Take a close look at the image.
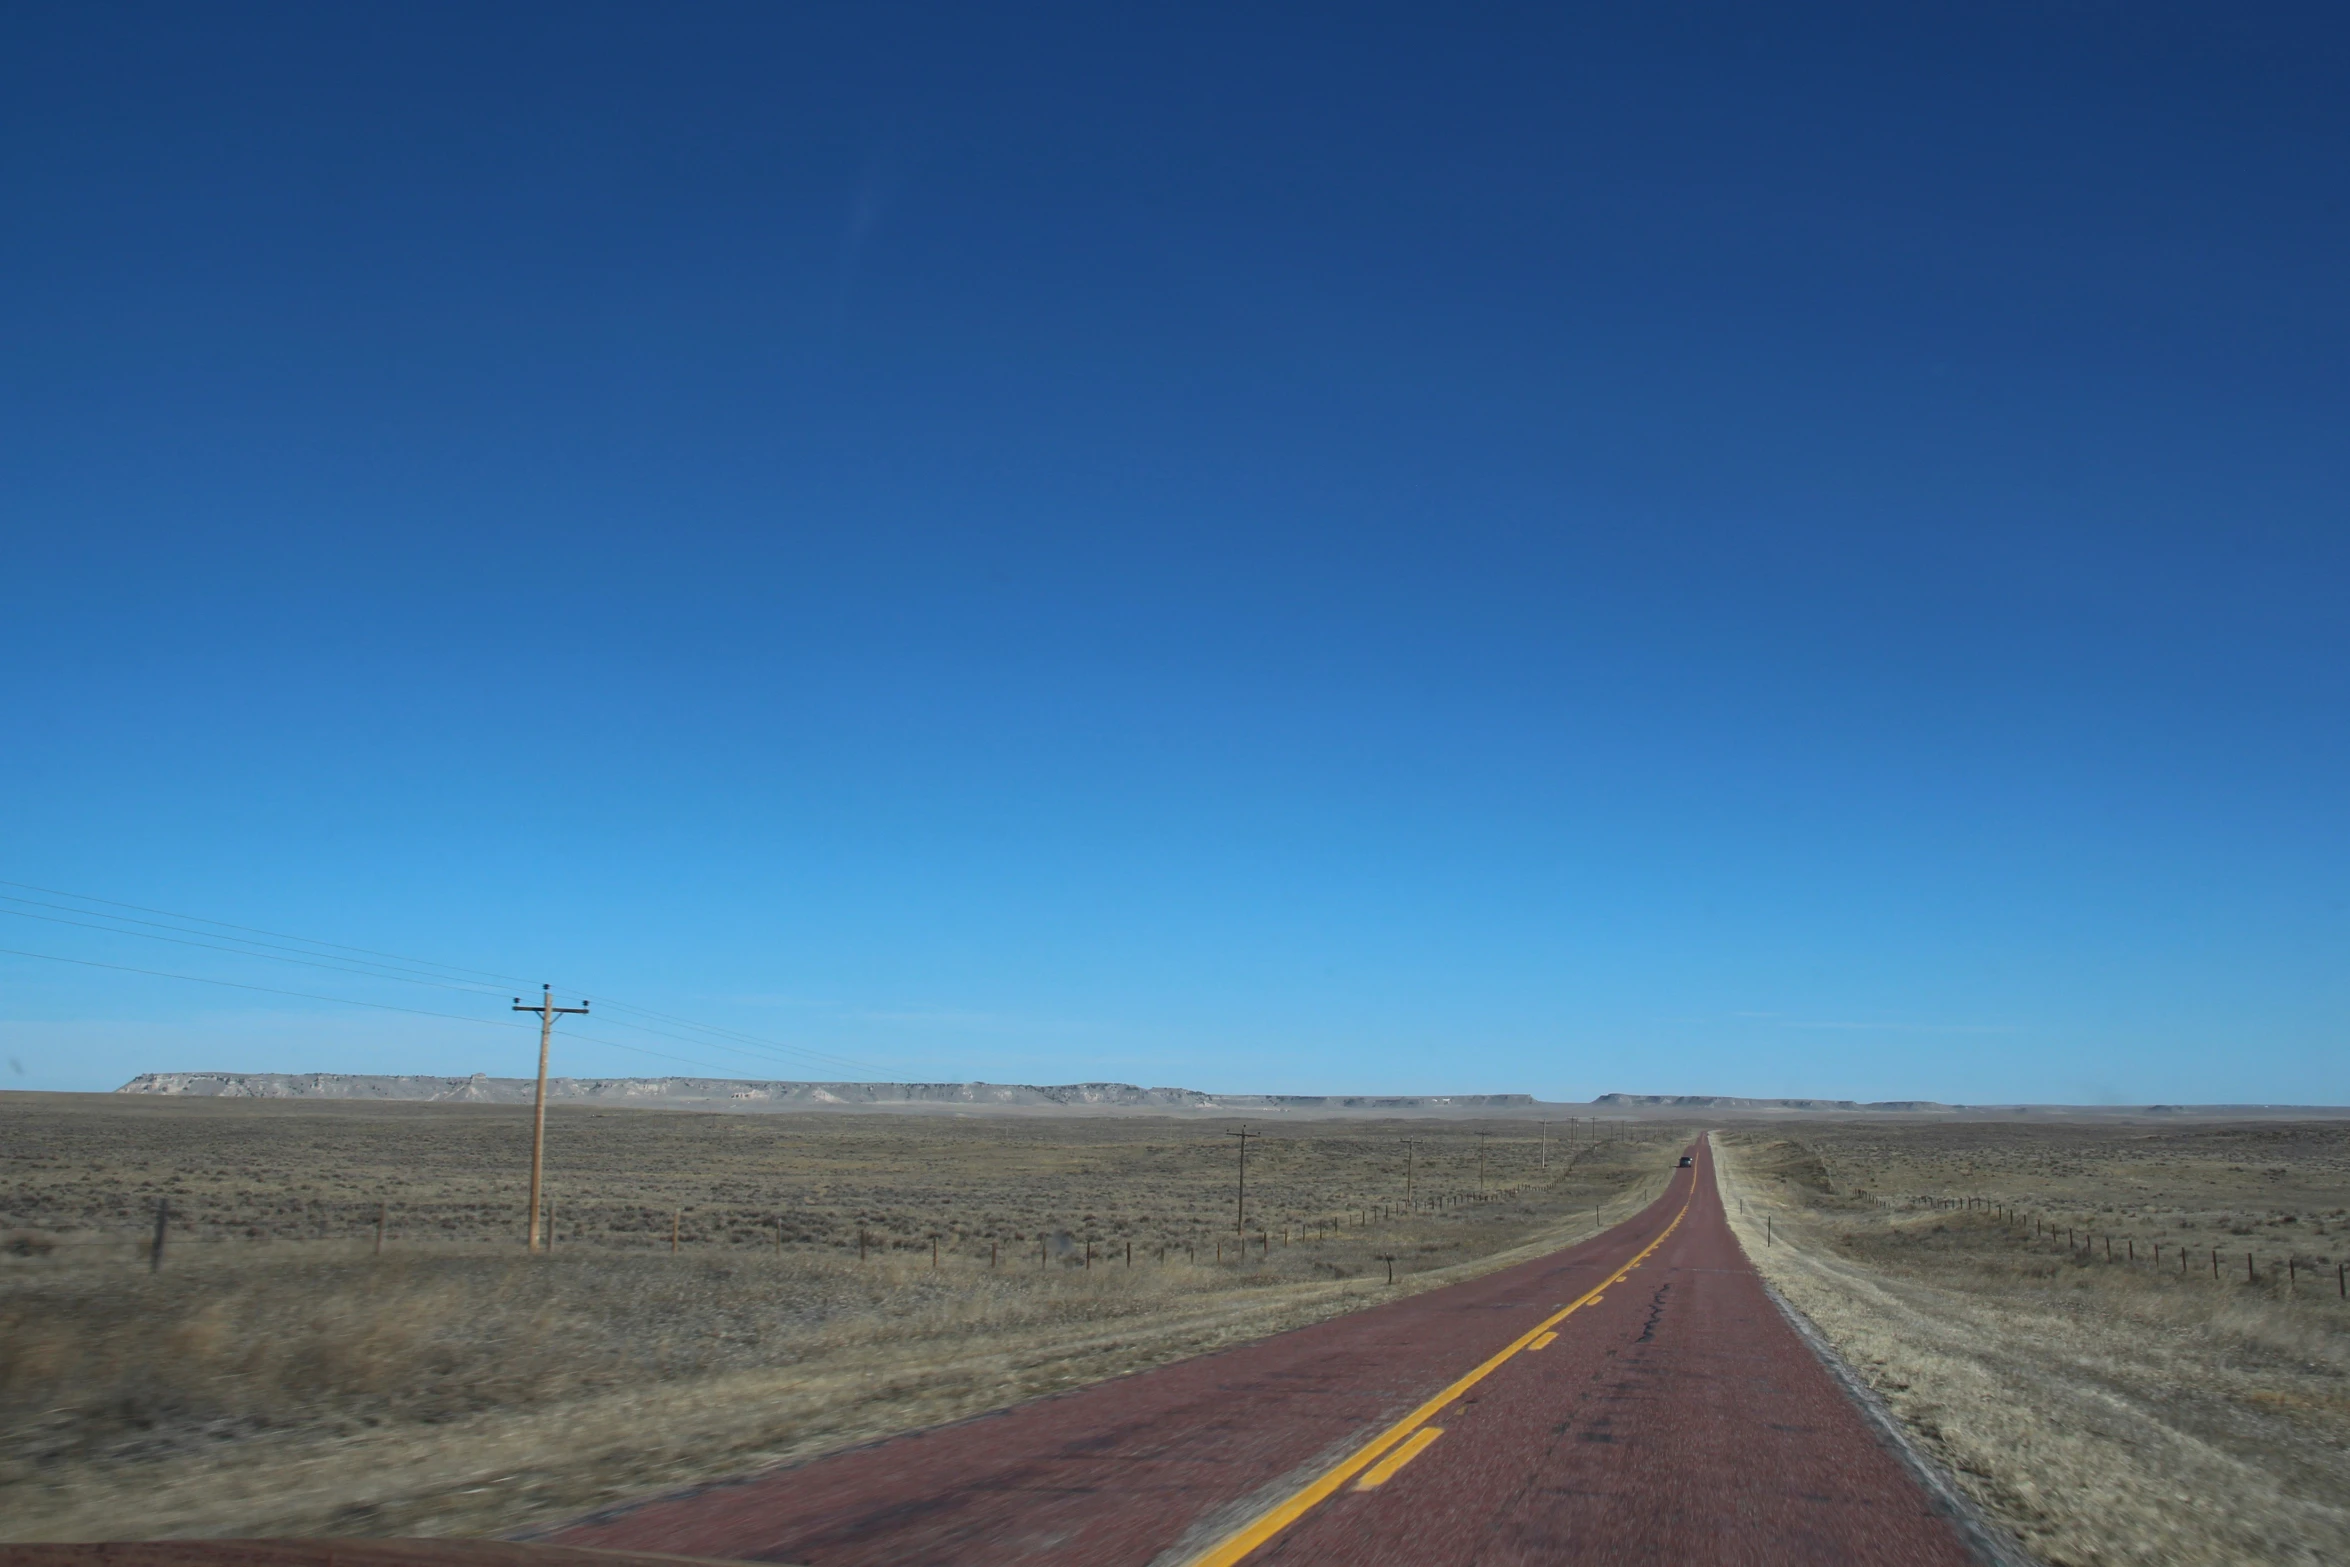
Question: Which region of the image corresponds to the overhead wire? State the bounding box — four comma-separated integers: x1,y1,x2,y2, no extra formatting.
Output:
0,902,513,996
0,945,754,1078
585,998,900,1077
0,878,523,986
0,891,516,993
0,878,910,1080
1,945,544,1032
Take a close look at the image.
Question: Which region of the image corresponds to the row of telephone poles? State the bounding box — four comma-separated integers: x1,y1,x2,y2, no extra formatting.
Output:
507,993,1631,1252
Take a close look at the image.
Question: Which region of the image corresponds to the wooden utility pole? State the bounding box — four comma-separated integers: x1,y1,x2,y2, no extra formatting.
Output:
1404,1138,1416,1204
1477,1131,1490,1193
1226,1126,1261,1236
514,984,589,1252
1539,1121,1549,1168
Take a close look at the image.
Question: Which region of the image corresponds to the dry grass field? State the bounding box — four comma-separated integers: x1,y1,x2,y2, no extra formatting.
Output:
0,1092,1683,1542
1717,1119,2350,1567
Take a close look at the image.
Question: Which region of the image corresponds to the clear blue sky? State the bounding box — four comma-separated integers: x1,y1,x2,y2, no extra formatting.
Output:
4,4,2345,1104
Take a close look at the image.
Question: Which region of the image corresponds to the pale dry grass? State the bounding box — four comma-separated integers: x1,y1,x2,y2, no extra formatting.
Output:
1716,1126,2350,1567
0,1094,1680,1541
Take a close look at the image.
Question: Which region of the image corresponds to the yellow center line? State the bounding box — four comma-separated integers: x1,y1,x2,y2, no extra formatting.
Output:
1527,1330,1559,1351
1352,1425,1444,1490
1178,1149,1705,1567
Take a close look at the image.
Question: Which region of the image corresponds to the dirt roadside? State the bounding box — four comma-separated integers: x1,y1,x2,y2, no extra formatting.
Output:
1714,1131,2350,1567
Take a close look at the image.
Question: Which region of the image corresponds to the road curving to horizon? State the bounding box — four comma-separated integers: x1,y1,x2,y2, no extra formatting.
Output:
549,1135,1988,1565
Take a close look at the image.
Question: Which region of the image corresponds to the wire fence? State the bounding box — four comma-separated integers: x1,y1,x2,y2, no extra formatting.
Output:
1884,1192,2349,1301
3,1177,1637,1273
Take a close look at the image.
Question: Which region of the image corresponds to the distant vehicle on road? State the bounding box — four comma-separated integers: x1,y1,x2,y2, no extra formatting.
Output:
1677,1155,1694,1167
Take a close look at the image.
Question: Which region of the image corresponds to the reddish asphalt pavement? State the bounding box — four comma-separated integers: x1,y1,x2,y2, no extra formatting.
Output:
550,1136,1980,1565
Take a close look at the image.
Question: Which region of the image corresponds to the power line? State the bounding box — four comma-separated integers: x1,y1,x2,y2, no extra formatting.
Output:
0,891,514,993
0,904,511,996
0,878,524,985
0,902,889,1076
0,945,747,1077
0,945,540,1030
585,998,900,1078
0,879,912,1079
562,1011,897,1079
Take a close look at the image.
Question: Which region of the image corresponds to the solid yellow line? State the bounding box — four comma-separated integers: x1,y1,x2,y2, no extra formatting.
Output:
1352,1425,1444,1490
1178,1154,1702,1567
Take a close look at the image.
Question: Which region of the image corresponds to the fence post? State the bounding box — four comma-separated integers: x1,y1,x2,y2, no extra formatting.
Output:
375,1202,387,1258
673,1211,681,1255
150,1199,169,1274
2247,1251,2255,1285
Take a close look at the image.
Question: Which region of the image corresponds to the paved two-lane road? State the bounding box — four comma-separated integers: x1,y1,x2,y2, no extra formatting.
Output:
552,1137,1981,1565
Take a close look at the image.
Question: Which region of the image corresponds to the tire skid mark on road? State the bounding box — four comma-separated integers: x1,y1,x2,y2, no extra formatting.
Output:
1175,1160,1701,1567
1634,1283,1670,1343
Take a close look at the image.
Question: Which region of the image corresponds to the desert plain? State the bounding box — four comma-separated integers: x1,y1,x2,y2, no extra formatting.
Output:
4,1091,2347,1566
0,1091,1679,1542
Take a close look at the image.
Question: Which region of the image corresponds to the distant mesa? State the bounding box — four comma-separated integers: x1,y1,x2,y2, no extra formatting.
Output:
114,1073,1539,1116
1588,1093,1954,1111
110,1076,2343,1119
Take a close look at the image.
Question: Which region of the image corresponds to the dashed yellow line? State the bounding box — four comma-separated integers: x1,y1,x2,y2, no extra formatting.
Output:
1177,1150,1703,1567
1353,1426,1444,1489
1527,1330,1559,1351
